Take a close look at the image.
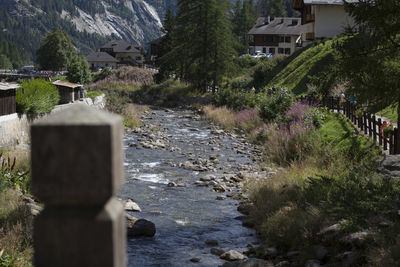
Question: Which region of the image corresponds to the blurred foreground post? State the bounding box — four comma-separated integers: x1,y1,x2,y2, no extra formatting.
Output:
31,104,126,267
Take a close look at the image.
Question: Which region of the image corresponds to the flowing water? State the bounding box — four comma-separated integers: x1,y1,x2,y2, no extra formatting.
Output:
119,107,259,267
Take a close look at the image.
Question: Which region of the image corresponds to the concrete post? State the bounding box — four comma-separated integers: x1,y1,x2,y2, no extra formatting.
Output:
31,104,126,267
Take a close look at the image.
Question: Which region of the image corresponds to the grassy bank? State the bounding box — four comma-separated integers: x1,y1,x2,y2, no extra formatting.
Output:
0,150,33,267
204,98,399,265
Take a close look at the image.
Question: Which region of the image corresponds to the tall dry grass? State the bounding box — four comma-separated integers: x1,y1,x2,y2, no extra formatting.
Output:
88,66,155,91
0,190,33,266
203,105,265,133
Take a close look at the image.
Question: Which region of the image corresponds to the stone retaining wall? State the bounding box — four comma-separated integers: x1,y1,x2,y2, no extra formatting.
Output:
0,113,29,148
0,95,106,148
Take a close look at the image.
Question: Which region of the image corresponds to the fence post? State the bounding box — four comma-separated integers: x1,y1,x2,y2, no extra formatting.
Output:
372,115,377,143
31,104,126,267
383,121,388,151
378,118,383,146
368,114,372,138
394,128,399,154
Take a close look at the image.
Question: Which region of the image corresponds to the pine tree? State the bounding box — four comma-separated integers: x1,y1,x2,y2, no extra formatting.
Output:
67,55,91,84
338,0,400,128
155,7,177,82
232,0,256,54
256,0,287,17
0,54,12,69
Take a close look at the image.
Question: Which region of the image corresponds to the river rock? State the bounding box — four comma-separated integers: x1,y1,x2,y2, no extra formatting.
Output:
223,259,270,267
126,215,156,237
190,257,201,262
220,250,245,261
312,245,328,260
168,182,177,187
210,247,225,256
205,239,219,246
124,199,142,212
237,203,254,215
378,154,400,178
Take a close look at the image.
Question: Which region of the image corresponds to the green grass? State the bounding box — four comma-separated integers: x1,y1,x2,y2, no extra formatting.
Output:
266,40,338,94
86,90,103,101
377,103,398,123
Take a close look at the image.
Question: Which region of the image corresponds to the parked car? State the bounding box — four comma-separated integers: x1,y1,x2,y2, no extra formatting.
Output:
251,52,273,58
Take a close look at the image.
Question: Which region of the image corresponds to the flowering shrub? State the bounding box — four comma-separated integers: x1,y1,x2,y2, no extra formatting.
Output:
355,108,363,118
235,109,264,133
380,122,394,138
285,102,312,123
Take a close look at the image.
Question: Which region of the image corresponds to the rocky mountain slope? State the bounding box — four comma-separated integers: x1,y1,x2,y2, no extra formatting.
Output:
0,0,176,61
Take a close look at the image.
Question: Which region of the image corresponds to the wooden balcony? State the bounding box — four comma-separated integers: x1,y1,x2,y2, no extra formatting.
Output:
305,32,315,40
306,13,315,22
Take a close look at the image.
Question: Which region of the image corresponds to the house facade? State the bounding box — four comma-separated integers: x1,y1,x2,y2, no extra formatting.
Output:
248,17,302,56
86,52,119,70
292,0,357,45
100,40,143,66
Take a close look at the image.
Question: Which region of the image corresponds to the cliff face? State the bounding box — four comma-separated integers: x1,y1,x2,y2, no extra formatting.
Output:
0,0,176,60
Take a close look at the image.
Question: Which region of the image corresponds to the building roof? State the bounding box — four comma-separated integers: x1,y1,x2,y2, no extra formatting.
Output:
248,17,302,36
52,80,82,89
86,52,119,63
101,40,141,53
0,82,20,91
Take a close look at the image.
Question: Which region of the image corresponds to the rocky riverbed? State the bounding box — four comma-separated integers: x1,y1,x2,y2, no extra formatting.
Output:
118,107,273,267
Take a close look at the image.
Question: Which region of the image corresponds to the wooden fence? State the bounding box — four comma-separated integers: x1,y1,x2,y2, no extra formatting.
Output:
299,96,399,155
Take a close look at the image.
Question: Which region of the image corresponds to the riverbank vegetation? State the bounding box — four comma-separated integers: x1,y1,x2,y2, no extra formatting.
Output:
204,90,400,264
0,151,33,267
16,79,60,116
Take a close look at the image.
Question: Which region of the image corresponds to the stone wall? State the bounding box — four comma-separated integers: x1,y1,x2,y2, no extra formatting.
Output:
0,95,106,148
0,113,29,148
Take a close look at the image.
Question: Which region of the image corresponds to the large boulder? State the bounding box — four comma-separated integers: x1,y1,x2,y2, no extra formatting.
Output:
126,214,156,237
378,154,400,178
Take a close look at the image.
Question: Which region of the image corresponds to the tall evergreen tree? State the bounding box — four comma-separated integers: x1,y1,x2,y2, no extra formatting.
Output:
256,0,287,17
0,55,12,69
36,28,77,70
338,0,400,125
232,0,256,54
155,7,177,82
173,0,236,91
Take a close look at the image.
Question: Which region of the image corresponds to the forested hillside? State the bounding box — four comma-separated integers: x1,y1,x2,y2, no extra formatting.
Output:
0,0,174,62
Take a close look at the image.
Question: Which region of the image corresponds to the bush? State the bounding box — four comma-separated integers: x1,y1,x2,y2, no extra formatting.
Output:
213,88,258,111
258,88,294,122
16,79,60,115
92,68,112,83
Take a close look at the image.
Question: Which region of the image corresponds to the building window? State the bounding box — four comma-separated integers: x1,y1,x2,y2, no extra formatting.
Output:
262,47,267,53
279,36,284,43
285,48,291,55
278,48,284,54
263,36,274,42
285,36,291,43
269,48,275,55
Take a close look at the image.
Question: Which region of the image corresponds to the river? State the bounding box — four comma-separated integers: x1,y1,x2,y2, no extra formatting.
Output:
118,107,261,267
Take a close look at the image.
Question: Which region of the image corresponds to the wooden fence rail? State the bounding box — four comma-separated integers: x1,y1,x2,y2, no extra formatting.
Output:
299,96,399,155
